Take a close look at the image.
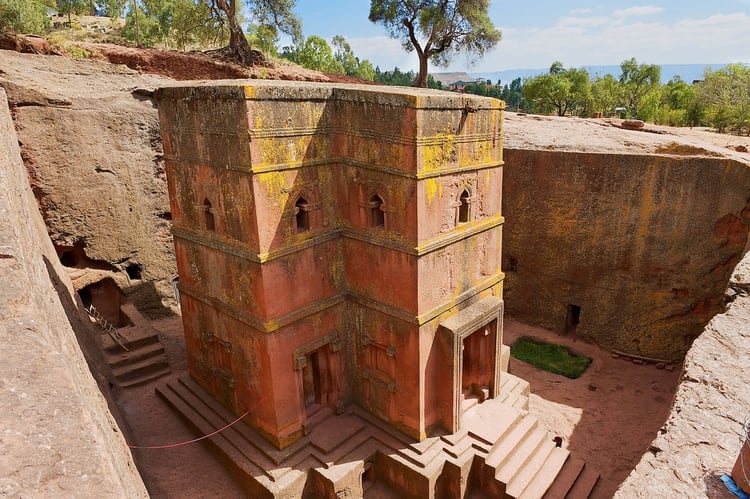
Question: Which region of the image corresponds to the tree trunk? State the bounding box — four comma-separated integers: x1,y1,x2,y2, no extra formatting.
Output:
216,0,256,66
416,53,429,88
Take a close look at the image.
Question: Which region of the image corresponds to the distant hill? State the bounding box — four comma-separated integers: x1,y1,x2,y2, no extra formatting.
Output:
430,72,476,86
466,64,734,85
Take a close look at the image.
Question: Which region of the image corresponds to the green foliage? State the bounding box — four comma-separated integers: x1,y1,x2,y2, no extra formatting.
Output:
247,23,278,56
330,35,375,80
369,0,501,87
67,44,91,58
171,0,220,50
0,0,50,34
248,0,300,40
591,74,622,117
96,0,127,17
123,0,220,49
282,35,343,73
373,66,442,88
510,336,591,379
122,2,162,46
499,77,523,110
523,62,591,116
698,64,750,135
618,57,661,119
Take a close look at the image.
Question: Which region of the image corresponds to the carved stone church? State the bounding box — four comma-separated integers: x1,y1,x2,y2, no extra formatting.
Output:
155,81,595,497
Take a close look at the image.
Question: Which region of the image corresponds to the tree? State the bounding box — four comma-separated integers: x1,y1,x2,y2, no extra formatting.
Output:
698,64,750,134
283,35,344,73
247,23,278,55
172,0,219,50
500,77,523,110
591,74,622,117
618,57,661,119
369,0,501,88
0,0,50,34
523,62,591,116
207,0,300,65
331,35,376,80
58,0,88,23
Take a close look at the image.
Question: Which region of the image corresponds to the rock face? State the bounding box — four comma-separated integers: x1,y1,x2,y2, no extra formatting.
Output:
0,50,177,315
615,251,750,498
502,113,750,360
0,87,147,497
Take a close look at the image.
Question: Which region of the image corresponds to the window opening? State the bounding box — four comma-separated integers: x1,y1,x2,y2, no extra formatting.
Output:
369,194,385,229
295,197,310,233
565,304,581,334
458,190,470,223
203,198,215,232
507,256,518,272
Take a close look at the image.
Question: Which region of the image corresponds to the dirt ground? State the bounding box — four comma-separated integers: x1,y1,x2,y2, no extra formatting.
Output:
117,314,681,498
503,320,682,498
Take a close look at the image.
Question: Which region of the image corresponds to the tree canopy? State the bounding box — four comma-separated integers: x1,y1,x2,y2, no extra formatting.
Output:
369,0,501,87
523,62,591,116
618,57,661,119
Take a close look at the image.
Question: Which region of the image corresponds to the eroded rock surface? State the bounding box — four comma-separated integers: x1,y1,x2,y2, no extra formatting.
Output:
503,113,750,359
616,252,750,498
0,50,176,314
0,87,147,497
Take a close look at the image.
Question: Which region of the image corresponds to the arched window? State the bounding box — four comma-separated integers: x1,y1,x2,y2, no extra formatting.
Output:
369,194,385,229
295,197,310,233
458,189,470,224
203,198,215,231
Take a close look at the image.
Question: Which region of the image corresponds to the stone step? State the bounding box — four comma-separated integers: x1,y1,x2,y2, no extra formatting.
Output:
515,446,570,499
111,356,169,384
107,341,165,369
495,428,548,484
155,380,309,497
505,438,558,498
485,414,538,470
463,402,525,454
118,366,171,388
564,462,600,499
155,379,272,479
543,457,591,499
102,327,160,353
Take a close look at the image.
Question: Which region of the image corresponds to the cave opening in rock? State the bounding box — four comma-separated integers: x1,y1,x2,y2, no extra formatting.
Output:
125,262,143,280
56,241,116,271
565,304,581,334
78,278,132,327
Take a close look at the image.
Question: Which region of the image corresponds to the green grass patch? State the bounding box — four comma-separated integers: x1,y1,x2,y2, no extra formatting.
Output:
510,336,591,379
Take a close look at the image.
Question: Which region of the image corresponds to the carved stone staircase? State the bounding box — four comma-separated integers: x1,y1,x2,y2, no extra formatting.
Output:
101,303,170,388
155,370,600,498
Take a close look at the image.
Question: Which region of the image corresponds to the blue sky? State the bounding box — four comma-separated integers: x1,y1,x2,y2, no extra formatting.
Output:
284,1,750,72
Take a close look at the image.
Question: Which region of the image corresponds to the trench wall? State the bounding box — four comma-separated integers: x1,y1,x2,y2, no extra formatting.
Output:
0,88,147,497
503,148,750,359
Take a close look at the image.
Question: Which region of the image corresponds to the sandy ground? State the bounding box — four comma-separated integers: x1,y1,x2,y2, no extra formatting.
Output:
116,315,682,498
503,320,682,498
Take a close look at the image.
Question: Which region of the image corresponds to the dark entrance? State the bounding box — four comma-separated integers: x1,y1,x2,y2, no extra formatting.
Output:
461,320,497,405
302,350,323,413
565,304,581,334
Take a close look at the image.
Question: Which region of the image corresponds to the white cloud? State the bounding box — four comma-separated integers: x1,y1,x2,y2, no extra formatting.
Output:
348,36,419,71
556,16,610,28
448,11,750,72
570,8,593,15
613,6,665,17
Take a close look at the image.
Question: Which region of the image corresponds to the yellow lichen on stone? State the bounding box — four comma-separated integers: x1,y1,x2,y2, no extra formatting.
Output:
423,177,442,205
421,132,456,173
